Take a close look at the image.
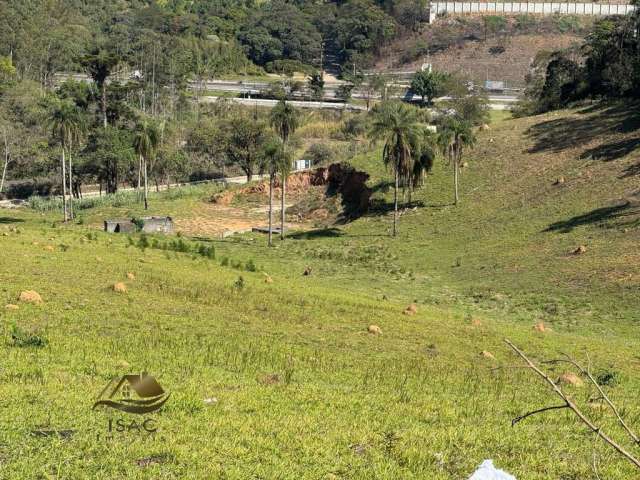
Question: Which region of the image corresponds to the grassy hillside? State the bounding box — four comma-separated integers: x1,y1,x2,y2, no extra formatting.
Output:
1,104,640,478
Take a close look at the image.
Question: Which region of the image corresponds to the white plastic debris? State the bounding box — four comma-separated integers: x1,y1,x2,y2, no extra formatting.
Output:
468,460,516,480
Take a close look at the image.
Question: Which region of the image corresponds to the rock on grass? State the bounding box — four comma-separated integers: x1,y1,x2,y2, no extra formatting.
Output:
403,304,418,316
559,372,584,387
480,350,496,360
126,272,136,280
5,304,19,311
113,282,127,293
19,291,43,304
368,325,382,335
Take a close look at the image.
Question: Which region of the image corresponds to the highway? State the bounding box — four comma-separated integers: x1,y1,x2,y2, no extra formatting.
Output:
56,74,520,110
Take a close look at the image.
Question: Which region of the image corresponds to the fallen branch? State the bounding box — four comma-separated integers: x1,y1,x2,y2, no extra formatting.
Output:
543,354,640,445
512,404,569,426
505,339,640,471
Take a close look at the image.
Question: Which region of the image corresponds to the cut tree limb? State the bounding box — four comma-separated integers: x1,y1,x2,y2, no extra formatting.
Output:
505,339,640,471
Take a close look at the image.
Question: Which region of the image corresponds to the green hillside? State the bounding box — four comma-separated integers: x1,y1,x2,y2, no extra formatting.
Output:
1,104,640,478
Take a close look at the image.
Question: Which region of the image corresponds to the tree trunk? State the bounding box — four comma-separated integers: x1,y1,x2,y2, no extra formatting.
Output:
61,148,68,222
280,175,286,240
393,169,399,237
268,173,274,247
143,158,149,210
454,157,460,206
102,82,108,129
68,151,74,219
137,154,142,191
0,131,8,194
246,171,253,183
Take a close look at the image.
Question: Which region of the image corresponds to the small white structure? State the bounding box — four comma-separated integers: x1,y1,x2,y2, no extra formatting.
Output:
294,159,312,171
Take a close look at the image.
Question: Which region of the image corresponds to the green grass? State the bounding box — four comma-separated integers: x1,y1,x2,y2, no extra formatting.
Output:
2,103,640,478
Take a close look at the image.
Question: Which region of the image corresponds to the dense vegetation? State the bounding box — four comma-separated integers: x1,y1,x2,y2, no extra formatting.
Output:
0,0,434,200
518,7,640,114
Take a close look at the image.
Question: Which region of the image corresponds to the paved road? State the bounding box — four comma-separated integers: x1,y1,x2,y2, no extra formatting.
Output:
0,175,269,206
200,95,367,111
56,74,520,110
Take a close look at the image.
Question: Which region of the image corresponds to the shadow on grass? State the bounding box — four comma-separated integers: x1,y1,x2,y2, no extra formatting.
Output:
545,203,640,233
288,228,345,240
0,217,25,224
368,199,426,216
580,138,640,162
527,102,640,157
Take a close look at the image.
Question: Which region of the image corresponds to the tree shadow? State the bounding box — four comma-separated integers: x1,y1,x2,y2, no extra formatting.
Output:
288,228,345,240
580,138,640,163
621,163,640,178
367,199,426,216
527,102,640,155
0,217,25,224
545,203,640,233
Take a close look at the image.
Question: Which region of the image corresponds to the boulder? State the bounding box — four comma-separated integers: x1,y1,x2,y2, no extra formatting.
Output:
480,351,496,360
19,290,43,304
113,282,127,293
559,372,584,387
368,325,382,335
403,303,418,316
573,245,587,255
533,322,546,333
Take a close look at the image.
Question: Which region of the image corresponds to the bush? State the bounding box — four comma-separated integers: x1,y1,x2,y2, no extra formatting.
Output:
305,143,335,165
11,324,47,348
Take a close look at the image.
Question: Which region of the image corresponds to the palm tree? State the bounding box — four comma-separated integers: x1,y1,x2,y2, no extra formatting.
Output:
369,101,422,236
409,131,437,204
49,100,84,222
438,118,476,205
133,118,160,211
262,137,290,247
269,100,299,240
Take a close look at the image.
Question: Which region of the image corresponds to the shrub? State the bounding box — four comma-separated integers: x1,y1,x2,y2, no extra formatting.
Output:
305,144,334,165
11,324,47,348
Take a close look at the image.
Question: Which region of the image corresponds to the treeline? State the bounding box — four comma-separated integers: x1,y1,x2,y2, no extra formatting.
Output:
518,8,640,114
0,0,428,83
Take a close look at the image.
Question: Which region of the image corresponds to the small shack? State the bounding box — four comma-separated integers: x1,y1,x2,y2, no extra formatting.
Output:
142,216,174,234
104,216,174,234
104,219,136,233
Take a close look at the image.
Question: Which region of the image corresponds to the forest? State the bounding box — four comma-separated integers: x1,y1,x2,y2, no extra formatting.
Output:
0,0,428,197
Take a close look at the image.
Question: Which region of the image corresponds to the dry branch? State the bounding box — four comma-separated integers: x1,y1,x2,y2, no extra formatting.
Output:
543,355,640,445
504,339,640,471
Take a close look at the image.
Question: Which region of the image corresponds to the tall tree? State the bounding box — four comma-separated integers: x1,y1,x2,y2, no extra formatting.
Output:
438,118,476,206
262,137,289,247
369,101,421,236
49,99,84,221
133,118,160,210
223,116,268,183
0,128,8,195
82,47,119,129
269,100,299,240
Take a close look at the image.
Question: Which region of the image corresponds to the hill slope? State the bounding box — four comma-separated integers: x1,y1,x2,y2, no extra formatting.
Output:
1,104,640,478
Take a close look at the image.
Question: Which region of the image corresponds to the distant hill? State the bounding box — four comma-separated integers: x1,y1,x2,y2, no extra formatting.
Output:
375,15,593,87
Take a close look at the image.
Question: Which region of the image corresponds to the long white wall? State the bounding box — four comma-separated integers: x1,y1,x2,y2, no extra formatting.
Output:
430,2,634,19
